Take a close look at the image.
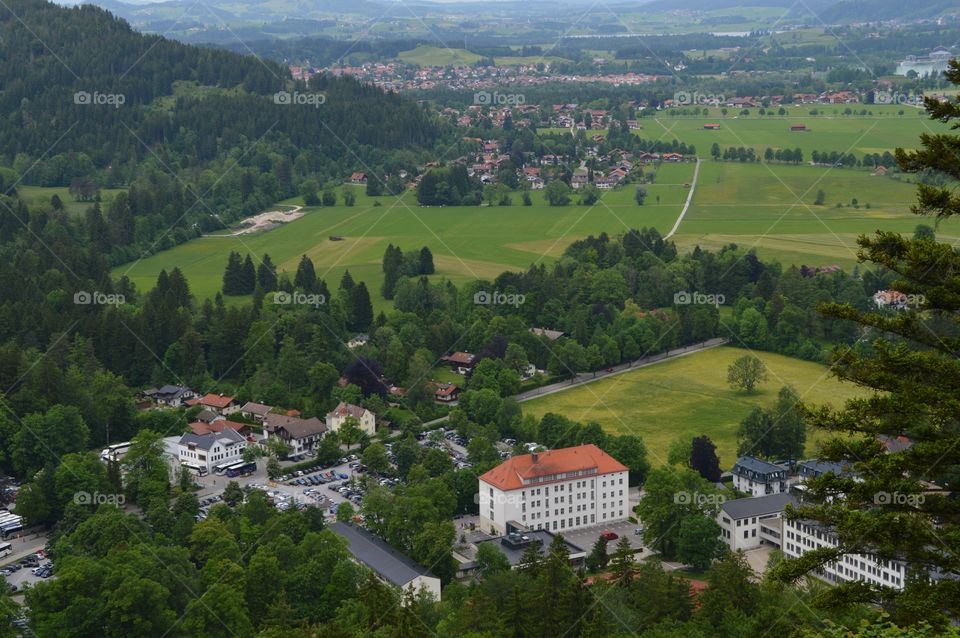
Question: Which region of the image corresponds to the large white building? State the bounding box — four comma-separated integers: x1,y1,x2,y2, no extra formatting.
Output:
783,518,908,590
177,429,247,474
478,444,629,536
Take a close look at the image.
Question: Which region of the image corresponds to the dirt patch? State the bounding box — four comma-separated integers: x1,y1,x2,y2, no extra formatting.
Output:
210,205,304,237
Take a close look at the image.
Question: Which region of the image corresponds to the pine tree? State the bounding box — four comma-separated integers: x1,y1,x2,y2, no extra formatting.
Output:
349,282,373,331
690,435,722,482
339,269,355,295
240,254,256,294
222,251,244,295
293,255,316,292
382,244,404,299
774,60,960,628
418,246,435,274
256,254,277,292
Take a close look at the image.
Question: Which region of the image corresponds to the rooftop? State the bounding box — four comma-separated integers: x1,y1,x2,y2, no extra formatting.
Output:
721,493,797,520
329,522,436,587
178,428,245,451
470,530,585,568
479,444,627,491
733,456,786,477
327,402,368,420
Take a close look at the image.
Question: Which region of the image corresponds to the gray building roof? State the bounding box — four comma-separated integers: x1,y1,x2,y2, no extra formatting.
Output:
721,493,797,520
798,459,853,478
732,456,786,480
329,522,436,587
177,428,245,451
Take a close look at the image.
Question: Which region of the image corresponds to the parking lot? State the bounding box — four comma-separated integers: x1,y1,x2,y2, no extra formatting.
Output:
2,551,53,596
562,520,646,556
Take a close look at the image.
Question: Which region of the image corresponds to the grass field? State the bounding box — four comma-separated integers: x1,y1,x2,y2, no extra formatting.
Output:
672,161,960,269
398,46,484,66
521,346,869,467
18,185,126,217
115,162,696,306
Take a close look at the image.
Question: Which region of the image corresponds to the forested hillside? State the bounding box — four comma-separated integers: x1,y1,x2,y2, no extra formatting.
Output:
0,0,444,262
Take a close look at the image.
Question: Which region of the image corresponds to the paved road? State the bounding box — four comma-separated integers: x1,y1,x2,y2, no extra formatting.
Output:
664,157,701,240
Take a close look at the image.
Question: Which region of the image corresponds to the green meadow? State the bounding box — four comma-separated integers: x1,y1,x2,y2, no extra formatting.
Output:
114,163,695,306
521,346,868,466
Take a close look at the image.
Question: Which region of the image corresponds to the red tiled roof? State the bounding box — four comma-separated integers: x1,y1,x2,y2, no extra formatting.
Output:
329,402,367,419
443,351,476,365
435,383,459,397
189,420,246,435
198,393,235,409
479,444,627,491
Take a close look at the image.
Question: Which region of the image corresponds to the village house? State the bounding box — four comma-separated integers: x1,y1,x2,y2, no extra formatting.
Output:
350,172,367,184
325,402,377,437
188,393,240,416
142,385,197,408
434,383,461,404
264,413,328,456
239,401,273,422
441,351,477,374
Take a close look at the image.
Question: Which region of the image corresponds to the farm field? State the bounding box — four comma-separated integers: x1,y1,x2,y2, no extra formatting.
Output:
115,162,696,306
672,161,960,268
521,346,868,468
542,106,950,160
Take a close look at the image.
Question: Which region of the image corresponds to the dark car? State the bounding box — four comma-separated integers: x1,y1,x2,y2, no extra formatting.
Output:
600,530,618,541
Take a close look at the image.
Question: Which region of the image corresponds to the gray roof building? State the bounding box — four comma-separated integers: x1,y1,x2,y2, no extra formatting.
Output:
177,428,245,450
721,493,797,521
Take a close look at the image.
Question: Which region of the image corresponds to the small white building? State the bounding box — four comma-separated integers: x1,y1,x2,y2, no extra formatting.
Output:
326,402,376,437
478,444,629,536
731,456,789,497
717,493,796,552
177,429,247,474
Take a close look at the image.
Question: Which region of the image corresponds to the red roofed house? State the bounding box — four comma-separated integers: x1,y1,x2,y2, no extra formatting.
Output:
703,123,721,130
434,383,461,404
192,393,240,416
350,172,367,184
441,351,477,374
478,444,629,535
189,419,253,437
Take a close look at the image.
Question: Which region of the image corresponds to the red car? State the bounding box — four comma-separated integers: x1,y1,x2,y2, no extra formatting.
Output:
600,530,618,541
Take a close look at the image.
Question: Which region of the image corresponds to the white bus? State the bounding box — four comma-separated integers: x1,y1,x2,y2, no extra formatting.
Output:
213,461,236,475
0,542,11,558
180,462,208,477
100,441,132,462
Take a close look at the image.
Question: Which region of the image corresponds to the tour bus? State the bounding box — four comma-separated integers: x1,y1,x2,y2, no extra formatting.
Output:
0,515,23,537
0,542,11,558
100,441,132,462
213,461,236,476
180,462,208,477
225,461,256,478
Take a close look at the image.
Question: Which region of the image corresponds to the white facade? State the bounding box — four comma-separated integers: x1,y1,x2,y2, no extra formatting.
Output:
479,469,629,536
177,431,247,474
717,494,795,552
326,403,376,437
783,519,907,590
731,457,789,497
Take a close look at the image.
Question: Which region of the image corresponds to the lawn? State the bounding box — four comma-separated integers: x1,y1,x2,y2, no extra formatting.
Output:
115,164,695,307
520,346,870,468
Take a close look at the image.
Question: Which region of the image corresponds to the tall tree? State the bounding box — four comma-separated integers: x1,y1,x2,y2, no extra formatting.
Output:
349,282,373,332
293,255,316,292
222,251,244,295
256,254,277,292
690,435,722,482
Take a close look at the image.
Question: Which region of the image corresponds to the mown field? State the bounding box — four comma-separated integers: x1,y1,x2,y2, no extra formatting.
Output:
671,161,960,269
521,346,869,467
114,162,695,306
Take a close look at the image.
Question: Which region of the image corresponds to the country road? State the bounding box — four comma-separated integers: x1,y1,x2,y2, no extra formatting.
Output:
664,157,701,239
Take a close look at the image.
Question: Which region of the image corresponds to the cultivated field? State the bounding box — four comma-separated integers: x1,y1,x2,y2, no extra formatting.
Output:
521,346,868,467
115,162,695,305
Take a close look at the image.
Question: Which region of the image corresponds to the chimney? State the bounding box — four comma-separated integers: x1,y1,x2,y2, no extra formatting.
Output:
531,452,538,463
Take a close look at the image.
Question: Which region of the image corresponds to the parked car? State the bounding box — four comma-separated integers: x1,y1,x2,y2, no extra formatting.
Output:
600,530,619,541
